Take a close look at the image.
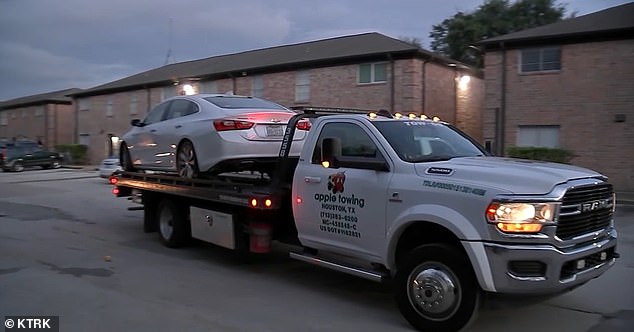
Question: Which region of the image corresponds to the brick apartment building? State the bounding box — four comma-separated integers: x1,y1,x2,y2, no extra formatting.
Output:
69,32,484,165
0,88,81,150
480,3,634,191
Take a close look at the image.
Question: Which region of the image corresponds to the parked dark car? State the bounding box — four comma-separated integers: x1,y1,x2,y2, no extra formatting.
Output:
0,139,64,172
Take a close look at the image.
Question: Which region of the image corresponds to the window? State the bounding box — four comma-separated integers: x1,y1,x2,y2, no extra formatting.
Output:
130,94,138,115
165,100,198,120
106,98,113,117
79,133,91,146
78,98,90,111
0,112,7,126
295,70,310,102
162,86,176,100
143,101,170,125
252,75,264,98
517,125,560,148
35,106,44,117
521,47,561,72
359,63,387,84
312,122,380,164
200,80,218,94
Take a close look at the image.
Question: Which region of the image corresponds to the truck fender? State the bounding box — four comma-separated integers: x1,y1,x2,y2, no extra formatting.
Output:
386,204,497,292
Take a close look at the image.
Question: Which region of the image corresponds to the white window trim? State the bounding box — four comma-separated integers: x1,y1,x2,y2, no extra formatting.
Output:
295,70,310,103
519,47,561,74
358,62,388,84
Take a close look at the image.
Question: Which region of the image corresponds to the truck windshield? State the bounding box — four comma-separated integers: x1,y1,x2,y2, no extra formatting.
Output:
372,121,486,162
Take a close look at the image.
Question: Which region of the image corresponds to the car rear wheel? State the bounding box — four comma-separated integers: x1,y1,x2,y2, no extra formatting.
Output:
176,140,199,179
12,161,24,172
120,144,135,172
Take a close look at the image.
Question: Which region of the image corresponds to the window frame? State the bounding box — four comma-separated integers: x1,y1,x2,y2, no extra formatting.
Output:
295,70,310,103
358,62,388,84
520,47,561,73
517,125,561,148
311,122,386,166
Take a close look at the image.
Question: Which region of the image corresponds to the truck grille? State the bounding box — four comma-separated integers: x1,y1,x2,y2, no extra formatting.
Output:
557,183,613,240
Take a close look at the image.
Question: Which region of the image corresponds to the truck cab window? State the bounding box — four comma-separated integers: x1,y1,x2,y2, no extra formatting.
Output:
311,122,379,164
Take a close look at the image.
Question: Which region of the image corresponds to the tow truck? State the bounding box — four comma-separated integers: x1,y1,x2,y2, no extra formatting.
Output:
110,108,618,331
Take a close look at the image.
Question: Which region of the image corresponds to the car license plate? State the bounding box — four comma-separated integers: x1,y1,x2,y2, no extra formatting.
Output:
266,125,284,137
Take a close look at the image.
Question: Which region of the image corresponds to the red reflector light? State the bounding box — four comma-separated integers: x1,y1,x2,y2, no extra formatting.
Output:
214,119,255,131
296,196,303,204
296,120,311,131
112,187,120,196
109,177,118,185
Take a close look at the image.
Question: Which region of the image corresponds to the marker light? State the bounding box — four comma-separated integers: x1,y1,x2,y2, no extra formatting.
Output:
296,120,311,131
264,199,272,208
368,112,377,119
112,187,120,196
250,198,258,207
486,202,558,234
321,161,330,168
394,113,403,119
109,177,118,185
433,116,440,122
296,196,303,204
420,114,428,120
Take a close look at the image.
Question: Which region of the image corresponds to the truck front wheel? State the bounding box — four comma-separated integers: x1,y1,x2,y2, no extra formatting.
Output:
157,199,190,248
395,244,480,332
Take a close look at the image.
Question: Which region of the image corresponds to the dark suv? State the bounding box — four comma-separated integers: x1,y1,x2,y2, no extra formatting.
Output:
0,139,64,172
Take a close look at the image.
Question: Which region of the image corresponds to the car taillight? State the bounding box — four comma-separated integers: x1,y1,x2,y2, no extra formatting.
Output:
296,120,311,131
213,119,255,131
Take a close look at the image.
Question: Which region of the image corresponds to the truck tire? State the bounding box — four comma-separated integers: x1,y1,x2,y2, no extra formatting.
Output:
157,199,190,248
395,243,480,332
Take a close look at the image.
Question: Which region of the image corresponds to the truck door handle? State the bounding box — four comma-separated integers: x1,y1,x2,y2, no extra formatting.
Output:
175,125,182,129
304,176,321,183
150,129,157,133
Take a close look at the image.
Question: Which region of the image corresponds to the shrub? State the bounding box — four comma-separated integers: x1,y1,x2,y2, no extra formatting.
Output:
55,144,89,164
506,146,575,164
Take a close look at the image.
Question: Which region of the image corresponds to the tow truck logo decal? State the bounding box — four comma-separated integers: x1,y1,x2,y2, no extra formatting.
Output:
327,172,345,194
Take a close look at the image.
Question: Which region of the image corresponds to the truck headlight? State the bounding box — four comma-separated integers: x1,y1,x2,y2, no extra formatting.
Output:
486,202,558,233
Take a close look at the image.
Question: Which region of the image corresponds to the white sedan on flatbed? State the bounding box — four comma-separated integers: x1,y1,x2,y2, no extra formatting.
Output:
119,94,309,178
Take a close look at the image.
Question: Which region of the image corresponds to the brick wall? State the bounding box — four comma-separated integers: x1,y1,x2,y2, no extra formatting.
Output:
76,58,484,166
484,39,634,190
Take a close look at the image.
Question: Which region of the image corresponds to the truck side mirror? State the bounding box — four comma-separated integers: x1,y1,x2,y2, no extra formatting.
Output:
321,137,342,168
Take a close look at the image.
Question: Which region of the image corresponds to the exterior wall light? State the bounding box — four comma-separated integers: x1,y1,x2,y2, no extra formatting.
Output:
458,75,471,90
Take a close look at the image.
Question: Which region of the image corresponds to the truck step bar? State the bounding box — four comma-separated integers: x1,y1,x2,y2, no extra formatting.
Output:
289,251,387,283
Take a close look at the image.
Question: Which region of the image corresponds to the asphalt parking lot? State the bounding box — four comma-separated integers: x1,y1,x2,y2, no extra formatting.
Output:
0,168,632,332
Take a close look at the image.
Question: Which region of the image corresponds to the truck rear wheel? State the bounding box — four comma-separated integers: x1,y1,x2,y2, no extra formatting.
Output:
395,243,480,332
157,199,190,248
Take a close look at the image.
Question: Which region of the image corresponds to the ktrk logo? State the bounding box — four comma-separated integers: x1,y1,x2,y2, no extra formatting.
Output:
327,172,345,194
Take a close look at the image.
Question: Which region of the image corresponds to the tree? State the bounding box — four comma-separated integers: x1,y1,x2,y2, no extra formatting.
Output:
429,0,566,67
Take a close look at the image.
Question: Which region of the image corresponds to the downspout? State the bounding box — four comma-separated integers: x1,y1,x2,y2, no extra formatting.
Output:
389,54,395,113
146,87,152,113
422,60,427,114
499,42,507,156
73,98,79,144
44,104,49,148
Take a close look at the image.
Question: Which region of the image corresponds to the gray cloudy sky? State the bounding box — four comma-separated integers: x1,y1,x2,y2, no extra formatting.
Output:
0,0,630,100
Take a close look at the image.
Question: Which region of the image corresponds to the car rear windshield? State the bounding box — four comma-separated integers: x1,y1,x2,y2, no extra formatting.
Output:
372,120,487,162
203,96,286,110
